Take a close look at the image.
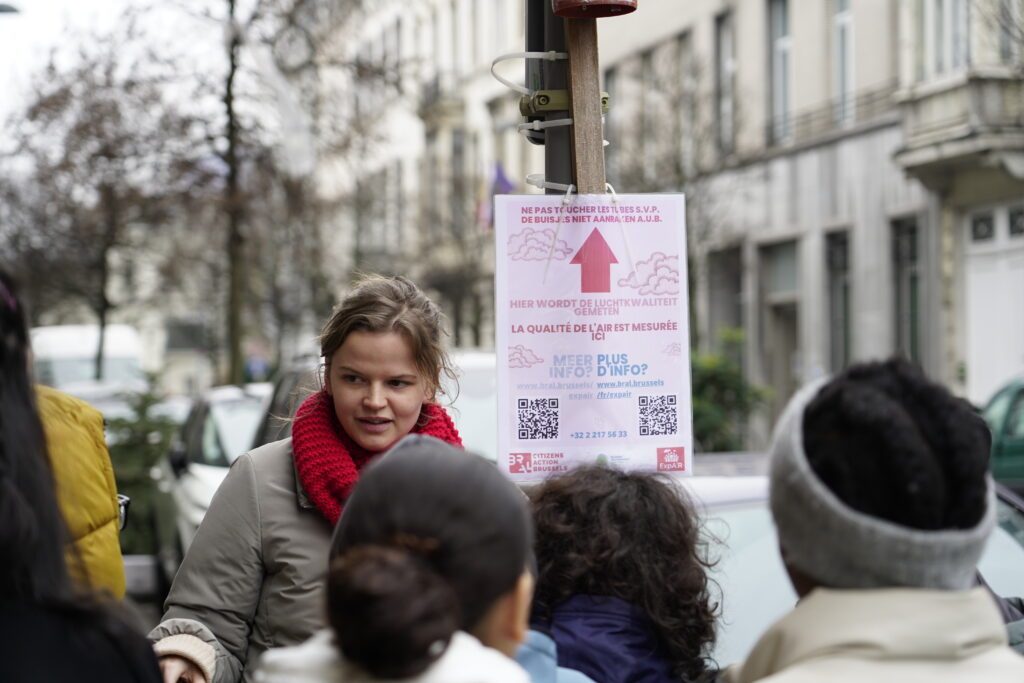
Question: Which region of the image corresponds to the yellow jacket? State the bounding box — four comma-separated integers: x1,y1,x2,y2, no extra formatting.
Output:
36,385,126,598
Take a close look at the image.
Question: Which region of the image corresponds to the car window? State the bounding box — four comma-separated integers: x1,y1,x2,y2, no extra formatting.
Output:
180,405,205,455
209,399,265,465
1004,394,1024,440
254,369,320,447
978,497,1024,599
199,413,226,466
985,387,1017,434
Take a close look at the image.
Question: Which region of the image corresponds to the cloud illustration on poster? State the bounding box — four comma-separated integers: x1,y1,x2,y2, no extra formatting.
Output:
663,342,682,357
508,228,573,261
509,345,544,368
617,252,679,295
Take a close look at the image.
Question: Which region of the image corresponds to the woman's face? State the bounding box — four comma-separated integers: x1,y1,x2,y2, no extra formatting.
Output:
326,330,431,453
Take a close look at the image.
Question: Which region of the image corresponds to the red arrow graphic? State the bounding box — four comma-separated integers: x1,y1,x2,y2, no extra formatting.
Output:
570,228,619,293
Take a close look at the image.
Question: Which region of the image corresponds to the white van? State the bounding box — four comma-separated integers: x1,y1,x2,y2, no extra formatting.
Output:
31,324,146,399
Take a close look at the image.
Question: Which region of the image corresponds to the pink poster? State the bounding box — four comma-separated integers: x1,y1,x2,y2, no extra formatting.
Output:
495,193,693,482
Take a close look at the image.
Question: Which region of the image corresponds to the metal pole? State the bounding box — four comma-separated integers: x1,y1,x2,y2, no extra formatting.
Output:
542,3,572,195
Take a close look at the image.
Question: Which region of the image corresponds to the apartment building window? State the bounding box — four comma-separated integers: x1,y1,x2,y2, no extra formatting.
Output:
451,0,460,77
452,128,467,237
640,49,656,183
678,32,697,177
920,0,969,78
833,0,854,124
826,232,851,371
769,0,791,142
494,0,506,52
1000,0,1023,63
470,0,480,65
603,67,619,183
971,211,996,242
893,217,921,363
394,161,405,248
715,11,737,154
1011,206,1024,237
432,7,442,79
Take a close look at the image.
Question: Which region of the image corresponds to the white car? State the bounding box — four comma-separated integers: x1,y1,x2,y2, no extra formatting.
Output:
151,383,272,589
681,462,1024,667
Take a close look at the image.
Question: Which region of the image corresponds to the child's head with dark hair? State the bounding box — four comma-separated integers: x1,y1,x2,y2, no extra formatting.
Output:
771,357,995,594
530,465,717,682
328,436,533,679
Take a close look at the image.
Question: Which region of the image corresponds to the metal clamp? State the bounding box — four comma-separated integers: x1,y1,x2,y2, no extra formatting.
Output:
520,90,610,117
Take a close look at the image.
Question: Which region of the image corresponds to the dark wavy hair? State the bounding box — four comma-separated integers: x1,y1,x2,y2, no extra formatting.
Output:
803,357,990,531
0,268,152,674
531,466,718,681
0,268,72,601
328,437,532,679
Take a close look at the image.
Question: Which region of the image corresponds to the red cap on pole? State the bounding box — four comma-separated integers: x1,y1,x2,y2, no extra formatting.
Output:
552,0,637,19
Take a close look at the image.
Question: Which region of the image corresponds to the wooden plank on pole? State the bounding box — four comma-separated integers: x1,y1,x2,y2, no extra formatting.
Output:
565,18,606,194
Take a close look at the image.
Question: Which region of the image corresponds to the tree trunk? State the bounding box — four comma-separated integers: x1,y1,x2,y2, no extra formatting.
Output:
225,0,245,385
95,184,119,381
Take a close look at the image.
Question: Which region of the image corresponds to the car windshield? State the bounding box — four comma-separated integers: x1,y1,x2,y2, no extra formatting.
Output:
35,357,143,387
703,497,1024,668
985,386,1018,432
209,399,266,465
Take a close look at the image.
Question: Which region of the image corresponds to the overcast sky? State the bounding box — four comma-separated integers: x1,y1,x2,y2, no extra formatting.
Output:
0,0,140,120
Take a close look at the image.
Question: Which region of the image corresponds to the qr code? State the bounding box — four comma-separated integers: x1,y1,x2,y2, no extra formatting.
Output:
517,398,559,440
638,395,678,436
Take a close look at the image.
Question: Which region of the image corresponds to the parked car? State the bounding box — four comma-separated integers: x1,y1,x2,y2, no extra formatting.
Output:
680,469,1024,667
251,356,320,448
251,350,499,462
151,383,272,589
984,375,1024,493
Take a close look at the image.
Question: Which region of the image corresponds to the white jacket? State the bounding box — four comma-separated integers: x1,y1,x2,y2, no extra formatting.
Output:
254,630,530,683
726,587,1024,683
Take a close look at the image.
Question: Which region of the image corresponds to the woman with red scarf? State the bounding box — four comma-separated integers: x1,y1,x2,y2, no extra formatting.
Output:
149,275,463,683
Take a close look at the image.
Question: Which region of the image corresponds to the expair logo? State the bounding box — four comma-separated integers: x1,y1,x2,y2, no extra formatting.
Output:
509,452,533,474
657,447,686,472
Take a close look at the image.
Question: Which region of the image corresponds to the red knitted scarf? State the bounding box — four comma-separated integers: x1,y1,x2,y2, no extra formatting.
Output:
291,391,462,524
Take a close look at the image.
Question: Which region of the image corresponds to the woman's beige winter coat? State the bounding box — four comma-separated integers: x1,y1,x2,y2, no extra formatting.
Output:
149,438,333,683
725,587,1024,683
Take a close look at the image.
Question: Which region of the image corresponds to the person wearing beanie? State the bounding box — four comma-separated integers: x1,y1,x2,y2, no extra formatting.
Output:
726,358,1024,683
150,275,463,683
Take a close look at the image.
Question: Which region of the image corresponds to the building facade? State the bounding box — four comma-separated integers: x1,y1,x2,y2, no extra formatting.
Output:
601,0,1024,442
320,0,544,349
324,0,1024,446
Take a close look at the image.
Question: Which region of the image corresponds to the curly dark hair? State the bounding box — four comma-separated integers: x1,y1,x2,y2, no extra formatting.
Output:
803,357,990,531
531,465,717,681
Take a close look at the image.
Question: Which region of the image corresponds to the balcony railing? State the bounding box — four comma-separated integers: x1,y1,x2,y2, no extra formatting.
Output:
766,80,900,148
419,71,461,117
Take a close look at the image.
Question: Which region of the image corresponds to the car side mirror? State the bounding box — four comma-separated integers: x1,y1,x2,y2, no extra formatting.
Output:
168,443,189,477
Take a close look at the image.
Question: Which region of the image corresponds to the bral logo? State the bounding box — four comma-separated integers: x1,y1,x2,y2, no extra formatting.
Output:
509,452,533,474
657,447,686,472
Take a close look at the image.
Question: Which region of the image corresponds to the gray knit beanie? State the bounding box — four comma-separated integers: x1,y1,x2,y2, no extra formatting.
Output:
769,379,996,591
